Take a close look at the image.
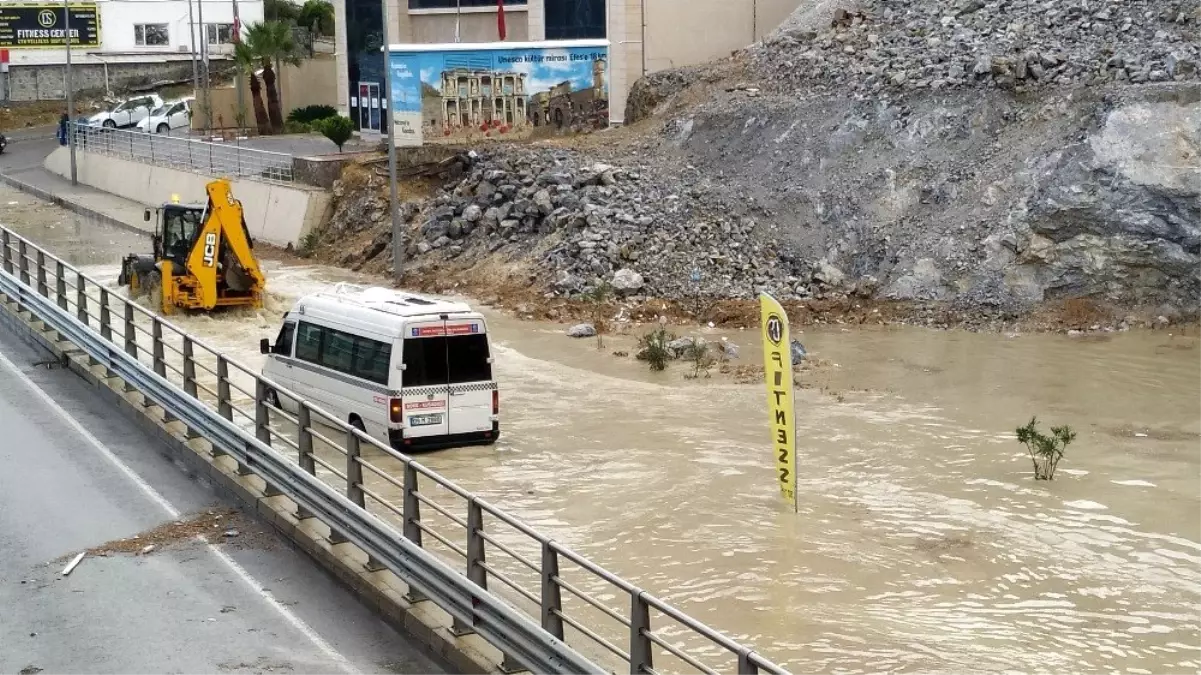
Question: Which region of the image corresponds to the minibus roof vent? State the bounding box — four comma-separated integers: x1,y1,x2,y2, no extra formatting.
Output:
319,283,472,316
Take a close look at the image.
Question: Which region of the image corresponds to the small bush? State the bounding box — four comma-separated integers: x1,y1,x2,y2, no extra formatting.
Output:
683,341,717,379
315,115,354,152
288,104,338,125
1015,417,1076,480
297,231,320,258
636,328,675,372
582,281,613,350
283,119,312,134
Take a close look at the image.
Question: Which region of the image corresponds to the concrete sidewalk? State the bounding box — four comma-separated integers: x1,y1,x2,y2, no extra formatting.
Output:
0,165,152,238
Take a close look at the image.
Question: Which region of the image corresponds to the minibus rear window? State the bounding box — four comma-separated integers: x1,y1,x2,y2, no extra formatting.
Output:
403,337,448,387
447,335,492,383
402,334,492,386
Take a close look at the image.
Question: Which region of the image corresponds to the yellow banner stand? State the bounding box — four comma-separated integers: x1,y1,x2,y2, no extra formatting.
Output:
759,292,797,511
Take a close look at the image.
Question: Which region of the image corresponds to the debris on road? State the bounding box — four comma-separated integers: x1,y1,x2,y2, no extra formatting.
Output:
61,552,86,577
18,665,42,674
223,529,240,538
140,544,157,555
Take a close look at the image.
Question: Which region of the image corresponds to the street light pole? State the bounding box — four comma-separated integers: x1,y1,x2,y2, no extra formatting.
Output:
381,1,402,281
63,0,77,185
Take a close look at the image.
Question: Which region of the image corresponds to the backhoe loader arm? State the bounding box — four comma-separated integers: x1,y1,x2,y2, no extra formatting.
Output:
185,179,267,309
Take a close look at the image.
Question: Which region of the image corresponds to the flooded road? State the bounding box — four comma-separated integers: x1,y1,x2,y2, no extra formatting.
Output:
5,184,1199,674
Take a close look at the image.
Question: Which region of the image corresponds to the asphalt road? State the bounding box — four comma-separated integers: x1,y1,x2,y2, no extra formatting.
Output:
0,324,450,674
0,127,59,174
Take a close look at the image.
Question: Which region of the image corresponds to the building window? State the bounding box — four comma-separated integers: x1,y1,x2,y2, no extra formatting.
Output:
409,0,526,7
207,23,235,45
135,24,170,46
545,0,604,39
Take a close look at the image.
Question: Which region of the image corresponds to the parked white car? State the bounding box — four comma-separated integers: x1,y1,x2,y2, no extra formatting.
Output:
87,94,164,129
136,97,194,134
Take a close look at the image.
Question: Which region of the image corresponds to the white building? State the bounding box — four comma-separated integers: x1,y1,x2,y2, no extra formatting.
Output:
0,0,263,102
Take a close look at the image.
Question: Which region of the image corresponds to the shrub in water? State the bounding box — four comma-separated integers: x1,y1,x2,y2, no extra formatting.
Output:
1015,417,1076,480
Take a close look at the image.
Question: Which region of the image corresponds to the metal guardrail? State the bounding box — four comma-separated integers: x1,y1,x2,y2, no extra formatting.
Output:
0,226,790,675
71,122,294,183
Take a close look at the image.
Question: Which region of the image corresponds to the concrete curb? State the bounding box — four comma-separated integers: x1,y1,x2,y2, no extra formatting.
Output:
0,294,509,675
0,171,150,239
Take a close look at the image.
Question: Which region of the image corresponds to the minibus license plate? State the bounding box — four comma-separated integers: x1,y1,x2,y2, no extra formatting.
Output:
410,413,443,427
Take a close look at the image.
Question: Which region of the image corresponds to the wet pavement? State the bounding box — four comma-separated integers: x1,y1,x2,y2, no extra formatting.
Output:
0,261,448,674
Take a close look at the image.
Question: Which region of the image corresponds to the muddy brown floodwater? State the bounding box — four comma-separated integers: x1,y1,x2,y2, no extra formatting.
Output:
5,184,1200,674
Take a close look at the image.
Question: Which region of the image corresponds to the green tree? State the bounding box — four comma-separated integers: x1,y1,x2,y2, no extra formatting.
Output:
233,41,270,135
265,0,300,23
244,20,303,134
316,115,353,151
298,0,334,36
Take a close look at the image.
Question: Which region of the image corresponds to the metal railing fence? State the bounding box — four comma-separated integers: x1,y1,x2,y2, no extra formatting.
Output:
0,226,789,675
71,122,294,183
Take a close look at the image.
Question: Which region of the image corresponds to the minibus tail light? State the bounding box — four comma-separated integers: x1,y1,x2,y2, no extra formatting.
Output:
389,397,403,423
492,389,499,415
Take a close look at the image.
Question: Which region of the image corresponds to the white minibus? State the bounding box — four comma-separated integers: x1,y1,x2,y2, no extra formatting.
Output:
259,283,499,450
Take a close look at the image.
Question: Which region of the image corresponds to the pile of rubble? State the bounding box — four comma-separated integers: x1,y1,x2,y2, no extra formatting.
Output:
325,147,844,302
746,0,1200,95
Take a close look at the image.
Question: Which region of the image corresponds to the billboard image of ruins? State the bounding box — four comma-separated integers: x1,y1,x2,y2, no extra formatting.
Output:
388,43,610,146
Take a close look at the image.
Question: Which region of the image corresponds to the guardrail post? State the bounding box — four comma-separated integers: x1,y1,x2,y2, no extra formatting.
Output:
1,230,11,273
99,289,112,341
182,337,197,398
540,542,565,640
55,261,67,311
452,499,488,636
737,649,760,675
76,272,88,327
216,356,232,421
18,240,28,285
152,320,166,378
630,592,653,675
401,462,426,602
35,251,47,296
345,428,364,508
294,403,316,521
254,379,272,446
123,302,136,358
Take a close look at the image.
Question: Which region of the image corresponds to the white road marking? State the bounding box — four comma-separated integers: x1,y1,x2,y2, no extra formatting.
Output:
0,346,359,675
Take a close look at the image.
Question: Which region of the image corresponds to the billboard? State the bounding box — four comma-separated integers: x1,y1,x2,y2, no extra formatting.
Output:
0,3,101,49
387,40,610,147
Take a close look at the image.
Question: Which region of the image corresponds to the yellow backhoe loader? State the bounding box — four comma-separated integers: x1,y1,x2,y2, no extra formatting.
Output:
118,178,266,315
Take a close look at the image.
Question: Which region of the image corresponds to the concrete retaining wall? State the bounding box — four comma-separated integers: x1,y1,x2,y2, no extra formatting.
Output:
44,146,330,248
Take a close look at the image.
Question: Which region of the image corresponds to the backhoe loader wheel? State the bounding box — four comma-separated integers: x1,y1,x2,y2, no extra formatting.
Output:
128,270,145,298
143,271,163,313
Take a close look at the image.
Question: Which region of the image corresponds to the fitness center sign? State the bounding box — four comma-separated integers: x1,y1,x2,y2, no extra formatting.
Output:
0,3,101,49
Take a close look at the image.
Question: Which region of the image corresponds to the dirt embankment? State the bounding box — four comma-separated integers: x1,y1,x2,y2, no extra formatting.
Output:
300,0,1199,333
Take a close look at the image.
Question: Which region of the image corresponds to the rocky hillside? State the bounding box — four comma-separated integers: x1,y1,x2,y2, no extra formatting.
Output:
313,0,1200,323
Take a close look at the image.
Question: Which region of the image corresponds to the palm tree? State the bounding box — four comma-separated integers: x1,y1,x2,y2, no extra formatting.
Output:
244,20,303,134
234,41,270,135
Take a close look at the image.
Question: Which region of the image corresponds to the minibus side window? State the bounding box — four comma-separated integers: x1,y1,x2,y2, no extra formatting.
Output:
274,322,295,356
352,338,392,385
296,322,323,363
321,329,355,373
447,334,492,383
402,337,448,387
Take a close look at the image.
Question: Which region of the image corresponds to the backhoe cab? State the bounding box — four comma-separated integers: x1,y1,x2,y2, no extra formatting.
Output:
118,179,266,315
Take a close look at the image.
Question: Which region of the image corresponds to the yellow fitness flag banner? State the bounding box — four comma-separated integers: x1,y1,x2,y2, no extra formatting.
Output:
759,292,797,509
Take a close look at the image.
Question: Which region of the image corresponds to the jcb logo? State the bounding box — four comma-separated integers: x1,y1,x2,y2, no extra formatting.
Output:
202,233,218,267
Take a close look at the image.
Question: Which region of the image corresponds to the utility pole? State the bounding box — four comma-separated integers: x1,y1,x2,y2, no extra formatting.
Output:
454,0,461,42
381,0,402,281
63,0,77,185
197,0,211,135
232,0,245,132
187,0,199,98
